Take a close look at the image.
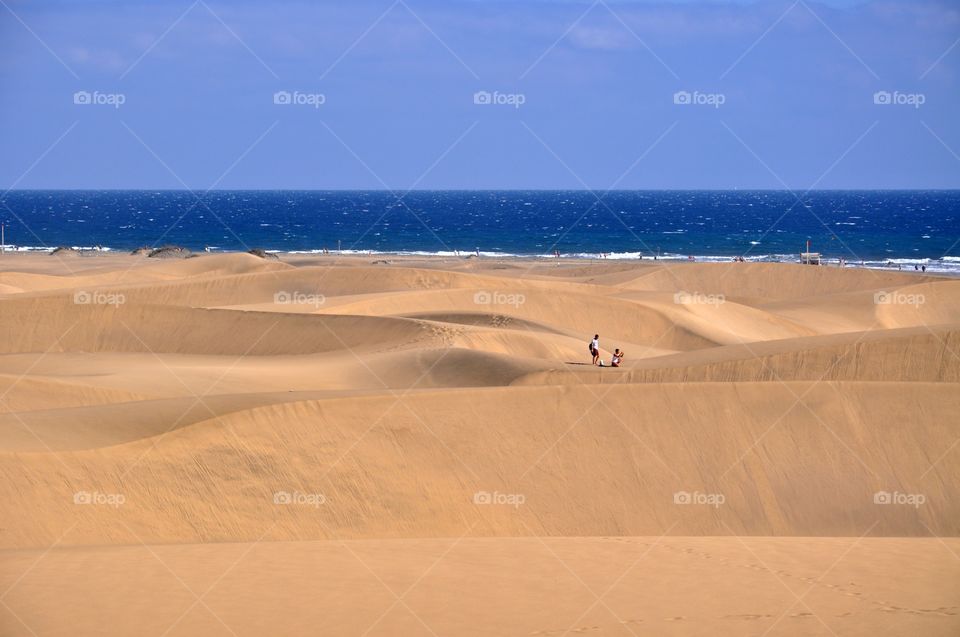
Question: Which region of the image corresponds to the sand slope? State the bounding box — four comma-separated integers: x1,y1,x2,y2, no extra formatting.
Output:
3,537,957,637
1,381,957,548
0,253,957,636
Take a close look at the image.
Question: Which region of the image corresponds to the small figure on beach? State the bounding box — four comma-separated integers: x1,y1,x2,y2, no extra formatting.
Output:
599,348,624,368
611,348,624,367
475,247,480,257
589,334,600,366
922,265,926,273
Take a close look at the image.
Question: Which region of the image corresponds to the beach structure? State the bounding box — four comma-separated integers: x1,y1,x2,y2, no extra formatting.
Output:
800,240,821,265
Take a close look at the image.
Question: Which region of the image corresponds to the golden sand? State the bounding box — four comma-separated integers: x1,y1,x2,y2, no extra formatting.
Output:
1,252,957,635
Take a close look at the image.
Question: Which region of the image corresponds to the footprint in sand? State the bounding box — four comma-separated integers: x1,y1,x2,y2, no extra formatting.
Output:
899,607,958,616
722,613,773,620
530,626,600,635
665,616,686,621
789,612,814,619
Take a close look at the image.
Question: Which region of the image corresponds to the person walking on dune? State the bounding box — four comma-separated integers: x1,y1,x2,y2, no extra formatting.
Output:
589,334,600,366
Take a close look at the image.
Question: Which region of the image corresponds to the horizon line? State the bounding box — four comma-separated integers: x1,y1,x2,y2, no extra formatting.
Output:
4,188,960,193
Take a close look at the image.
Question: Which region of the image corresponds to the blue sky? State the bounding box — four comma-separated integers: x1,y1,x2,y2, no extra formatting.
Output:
1,0,958,189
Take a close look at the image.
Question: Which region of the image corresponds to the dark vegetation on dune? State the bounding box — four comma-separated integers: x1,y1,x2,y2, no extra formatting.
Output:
247,248,279,260
147,246,193,259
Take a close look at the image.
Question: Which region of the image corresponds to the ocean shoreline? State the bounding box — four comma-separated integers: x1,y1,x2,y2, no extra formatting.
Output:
3,245,958,276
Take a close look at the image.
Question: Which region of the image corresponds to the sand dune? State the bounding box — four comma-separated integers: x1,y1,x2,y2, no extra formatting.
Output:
3,537,957,637
0,374,149,414
0,252,957,636
1,381,957,548
0,297,436,356
521,325,960,384
617,261,937,299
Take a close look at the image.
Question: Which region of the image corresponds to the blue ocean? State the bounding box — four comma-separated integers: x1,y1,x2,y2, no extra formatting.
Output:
2,190,959,273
